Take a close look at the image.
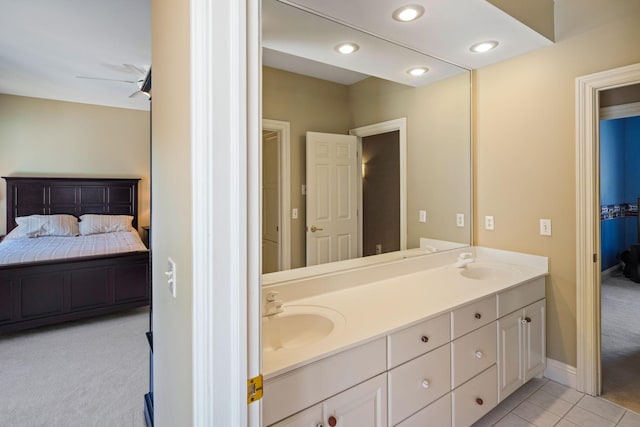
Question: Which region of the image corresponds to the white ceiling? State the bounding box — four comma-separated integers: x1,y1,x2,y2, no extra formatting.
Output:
0,0,151,111
0,0,552,109
264,0,553,86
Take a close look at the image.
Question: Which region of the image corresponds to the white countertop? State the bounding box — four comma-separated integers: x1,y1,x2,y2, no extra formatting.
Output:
263,247,548,379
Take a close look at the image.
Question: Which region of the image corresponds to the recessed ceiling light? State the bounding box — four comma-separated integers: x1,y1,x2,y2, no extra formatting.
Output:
335,43,359,55
470,40,499,53
392,5,425,22
407,67,428,76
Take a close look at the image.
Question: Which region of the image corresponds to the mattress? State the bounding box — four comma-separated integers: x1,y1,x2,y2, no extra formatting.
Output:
0,230,148,266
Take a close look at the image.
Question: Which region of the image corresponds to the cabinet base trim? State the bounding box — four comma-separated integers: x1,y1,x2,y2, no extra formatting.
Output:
544,358,577,389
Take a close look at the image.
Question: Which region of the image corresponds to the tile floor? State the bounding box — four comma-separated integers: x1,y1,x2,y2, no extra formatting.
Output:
472,378,640,427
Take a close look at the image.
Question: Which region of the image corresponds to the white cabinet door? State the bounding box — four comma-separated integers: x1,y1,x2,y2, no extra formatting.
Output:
497,310,524,401
322,373,387,427
524,299,546,381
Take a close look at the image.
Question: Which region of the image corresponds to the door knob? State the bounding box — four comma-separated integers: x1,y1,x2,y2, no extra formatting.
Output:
310,225,324,232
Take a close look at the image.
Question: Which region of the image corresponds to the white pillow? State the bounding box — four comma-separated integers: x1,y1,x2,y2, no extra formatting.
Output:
15,214,79,238
79,214,133,235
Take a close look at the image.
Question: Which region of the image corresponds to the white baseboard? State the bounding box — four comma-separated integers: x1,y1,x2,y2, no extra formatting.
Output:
544,358,577,389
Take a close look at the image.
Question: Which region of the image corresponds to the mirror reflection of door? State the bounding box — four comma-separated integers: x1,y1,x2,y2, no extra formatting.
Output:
306,131,358,266
262,129,280,273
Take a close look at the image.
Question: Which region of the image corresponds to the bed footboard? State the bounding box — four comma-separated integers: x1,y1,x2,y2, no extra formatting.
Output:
0,251,150,333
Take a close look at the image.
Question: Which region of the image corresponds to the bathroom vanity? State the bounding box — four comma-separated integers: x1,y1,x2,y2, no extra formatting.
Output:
262,247,548,426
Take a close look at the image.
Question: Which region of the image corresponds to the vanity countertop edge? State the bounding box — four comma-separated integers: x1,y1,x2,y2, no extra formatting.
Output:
263,246,549,379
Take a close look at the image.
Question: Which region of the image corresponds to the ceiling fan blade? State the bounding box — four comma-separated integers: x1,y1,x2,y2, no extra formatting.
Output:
76,76,141,84
129,90,151,99
123,64,147,77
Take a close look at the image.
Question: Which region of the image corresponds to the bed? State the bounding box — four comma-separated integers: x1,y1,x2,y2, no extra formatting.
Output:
0,177,150,333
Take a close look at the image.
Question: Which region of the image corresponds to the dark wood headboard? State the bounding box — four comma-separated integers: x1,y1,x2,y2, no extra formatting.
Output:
3,177,140,233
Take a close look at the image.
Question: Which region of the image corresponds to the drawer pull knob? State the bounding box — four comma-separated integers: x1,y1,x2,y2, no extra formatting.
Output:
474,313,482,320
316,424,324,427
421,335,429,343
421,379,430,389
328,416,337,427
476,398,484,406
525,317,532,323
475,351,484,359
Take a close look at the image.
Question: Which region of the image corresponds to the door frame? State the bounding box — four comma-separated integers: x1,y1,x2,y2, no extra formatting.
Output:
576,62,640,395
350,118,407,256
263,119,292,271
190,0,260,424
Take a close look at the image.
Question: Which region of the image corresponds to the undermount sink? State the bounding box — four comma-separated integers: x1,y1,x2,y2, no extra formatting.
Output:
263,305,345,352
459,263,518,280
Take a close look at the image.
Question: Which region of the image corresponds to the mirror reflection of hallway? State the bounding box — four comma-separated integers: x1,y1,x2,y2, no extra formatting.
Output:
362,130,400,257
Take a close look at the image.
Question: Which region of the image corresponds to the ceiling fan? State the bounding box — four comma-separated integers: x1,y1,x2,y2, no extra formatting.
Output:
76,64,151,98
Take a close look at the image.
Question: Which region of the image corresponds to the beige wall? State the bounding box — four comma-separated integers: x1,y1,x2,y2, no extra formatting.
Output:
349,73,472,248
151,0,192,425
0,94,150,235
263,67,472,268
263,66,352,268
474,0,640,367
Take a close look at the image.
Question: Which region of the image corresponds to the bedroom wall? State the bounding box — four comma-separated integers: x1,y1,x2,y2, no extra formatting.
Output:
0,94,150,235
474,0,640,367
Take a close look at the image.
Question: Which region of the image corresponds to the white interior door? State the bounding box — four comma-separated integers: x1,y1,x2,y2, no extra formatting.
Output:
306,131,358,266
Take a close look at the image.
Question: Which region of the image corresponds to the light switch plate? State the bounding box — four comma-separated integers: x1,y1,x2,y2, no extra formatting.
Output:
292,208,298,219
419,210,427,223
540,219,552,236
166,257,177,298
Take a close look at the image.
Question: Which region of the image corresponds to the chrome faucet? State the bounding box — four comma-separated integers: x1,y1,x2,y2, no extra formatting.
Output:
263,291,284,317
454,252,474,268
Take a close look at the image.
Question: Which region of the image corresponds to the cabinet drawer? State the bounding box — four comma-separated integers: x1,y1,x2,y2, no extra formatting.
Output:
451,321,497,388
388,312,450,368
388,344,450,426
498,277,545,317
270,403,321,427
451,295,496,339
452,365,497,427
263,338,386,426
396,393,451,427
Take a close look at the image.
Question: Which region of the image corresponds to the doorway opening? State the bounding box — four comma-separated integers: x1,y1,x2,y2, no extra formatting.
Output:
361,130,401,256
598,88,640,412
262,119,291,273
576,63,640,405
350,118,407,256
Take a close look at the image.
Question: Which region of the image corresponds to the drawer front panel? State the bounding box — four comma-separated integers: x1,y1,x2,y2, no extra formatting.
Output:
498,277,545,317
452,321,497,388
452,365,498,427
270,403,322,427
396,393,451,427
263,338,386,426
388,344,451,426
388,312,450,368
451,295,496,339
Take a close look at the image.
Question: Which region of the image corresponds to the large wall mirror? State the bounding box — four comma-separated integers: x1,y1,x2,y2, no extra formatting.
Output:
262,0,472,281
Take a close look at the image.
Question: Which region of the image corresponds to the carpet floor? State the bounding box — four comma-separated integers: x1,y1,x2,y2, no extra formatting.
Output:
601,272,640,413
0,308,149,427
